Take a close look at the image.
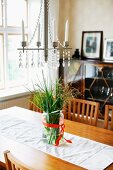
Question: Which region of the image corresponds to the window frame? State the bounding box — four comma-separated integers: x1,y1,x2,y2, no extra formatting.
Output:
0,0,3,26
0,0,49,100
0,33,4,89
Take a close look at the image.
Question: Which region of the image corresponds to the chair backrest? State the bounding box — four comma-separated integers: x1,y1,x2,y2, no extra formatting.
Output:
4,150,30,170
29,102,43,113
104,105,113,130
29,95,43,113
63,98,99,126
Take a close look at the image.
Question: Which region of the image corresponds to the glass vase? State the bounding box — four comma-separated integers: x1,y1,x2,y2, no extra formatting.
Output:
42,110,64,145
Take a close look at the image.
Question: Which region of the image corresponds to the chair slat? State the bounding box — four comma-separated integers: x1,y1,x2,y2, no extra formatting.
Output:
77,102,81,121
29,95,43,113
90,105,94,125
72,99,76,121
68,101,71,120
81,103,85,122
11,163,15,170
111,114,113,130
104,105,113,130
4,150,30,170
62,105,67,119
85,104,89,124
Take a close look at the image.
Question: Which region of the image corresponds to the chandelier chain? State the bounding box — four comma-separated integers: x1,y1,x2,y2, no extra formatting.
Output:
27,0,43,46
27,0,65,48
47,0,53,46
48,14,53,46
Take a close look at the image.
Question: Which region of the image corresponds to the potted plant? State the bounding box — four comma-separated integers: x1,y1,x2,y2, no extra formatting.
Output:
30,74,80,145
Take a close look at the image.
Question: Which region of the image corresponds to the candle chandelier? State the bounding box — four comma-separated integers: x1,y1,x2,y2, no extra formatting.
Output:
18,0,72,69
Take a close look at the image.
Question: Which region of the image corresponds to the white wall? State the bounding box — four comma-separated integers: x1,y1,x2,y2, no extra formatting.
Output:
59,0,71,43
59,0,113,54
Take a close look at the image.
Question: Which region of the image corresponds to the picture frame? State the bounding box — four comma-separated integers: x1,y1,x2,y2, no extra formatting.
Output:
81,31,103,60
103,38,113,61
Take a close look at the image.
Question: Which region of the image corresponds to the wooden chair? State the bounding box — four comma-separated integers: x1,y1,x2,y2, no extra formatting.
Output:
63,98,99,126
104,105,113,130
4,150,31,170
29,102,43,113
29,95,43,113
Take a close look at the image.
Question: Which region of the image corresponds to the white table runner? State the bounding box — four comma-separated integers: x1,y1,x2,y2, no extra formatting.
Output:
0,114,113,170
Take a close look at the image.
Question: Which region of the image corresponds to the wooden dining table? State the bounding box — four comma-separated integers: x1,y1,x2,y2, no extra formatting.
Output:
0,106,113,170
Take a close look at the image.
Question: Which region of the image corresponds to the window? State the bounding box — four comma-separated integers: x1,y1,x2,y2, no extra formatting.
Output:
0,0,56,98
0,0,2,25
0,0,28,93
7,34,27,86
7,0,27,27
0,34,4,89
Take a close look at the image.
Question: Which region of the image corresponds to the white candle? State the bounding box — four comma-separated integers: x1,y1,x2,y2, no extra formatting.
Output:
22,20,25,42
53,19,57,42
65,20,69,42
37,23,40,42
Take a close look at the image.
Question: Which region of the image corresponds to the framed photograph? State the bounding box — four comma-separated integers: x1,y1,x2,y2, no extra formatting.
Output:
103,38,113,61
81,31,103,60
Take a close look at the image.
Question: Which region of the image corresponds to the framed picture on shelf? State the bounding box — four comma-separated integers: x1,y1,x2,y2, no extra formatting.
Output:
81,31,103,60
103,38,113,61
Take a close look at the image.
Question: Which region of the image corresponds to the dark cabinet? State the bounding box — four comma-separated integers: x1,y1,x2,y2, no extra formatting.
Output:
59,59,84,95
59,59,113,115
85,64,113,114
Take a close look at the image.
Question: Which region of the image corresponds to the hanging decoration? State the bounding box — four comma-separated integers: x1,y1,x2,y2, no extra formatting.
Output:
18,0,72,69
